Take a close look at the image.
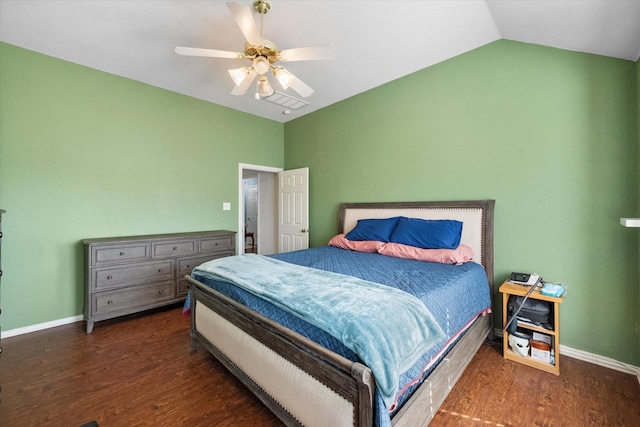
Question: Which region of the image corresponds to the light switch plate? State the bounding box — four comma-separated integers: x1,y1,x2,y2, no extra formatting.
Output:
223,202,231,211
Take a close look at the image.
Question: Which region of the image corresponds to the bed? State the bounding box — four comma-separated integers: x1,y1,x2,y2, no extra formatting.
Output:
185,200,495,427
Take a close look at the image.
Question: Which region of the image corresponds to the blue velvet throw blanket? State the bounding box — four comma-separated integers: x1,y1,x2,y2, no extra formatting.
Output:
192,253,446,407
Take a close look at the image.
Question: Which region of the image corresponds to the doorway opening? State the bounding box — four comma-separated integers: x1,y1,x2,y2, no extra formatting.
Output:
238,163,282,255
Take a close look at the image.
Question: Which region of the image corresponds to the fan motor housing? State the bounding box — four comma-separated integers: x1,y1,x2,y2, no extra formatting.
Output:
244,41,279,63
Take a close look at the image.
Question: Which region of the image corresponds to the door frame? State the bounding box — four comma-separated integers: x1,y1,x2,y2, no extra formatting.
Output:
238,163,283,255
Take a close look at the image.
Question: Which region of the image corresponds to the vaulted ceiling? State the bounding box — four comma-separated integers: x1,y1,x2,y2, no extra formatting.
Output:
1,1,639,123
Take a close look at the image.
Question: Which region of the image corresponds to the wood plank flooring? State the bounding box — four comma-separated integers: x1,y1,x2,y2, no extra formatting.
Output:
1,306,638,426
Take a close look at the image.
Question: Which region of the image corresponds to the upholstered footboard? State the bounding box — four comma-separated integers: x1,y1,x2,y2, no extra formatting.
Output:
188,277,375,427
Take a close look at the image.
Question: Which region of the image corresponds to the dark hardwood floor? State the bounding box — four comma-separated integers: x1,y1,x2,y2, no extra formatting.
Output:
1,306,638,426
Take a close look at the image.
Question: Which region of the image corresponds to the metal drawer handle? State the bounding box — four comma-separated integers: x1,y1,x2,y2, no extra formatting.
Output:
107,299,113,304
186,264,191,269
173,246,178,250
107,275,113,280
158,290,164,295
119,251,125,256
158,268,163,272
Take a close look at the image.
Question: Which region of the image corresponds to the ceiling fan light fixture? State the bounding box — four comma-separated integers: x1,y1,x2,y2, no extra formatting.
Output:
253,56,270,75
177,0,328,101
274,67,294,90
228,67,250,86
257,76,274,97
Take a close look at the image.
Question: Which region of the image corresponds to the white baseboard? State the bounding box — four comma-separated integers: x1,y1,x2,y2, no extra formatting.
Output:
559,345,640,380
494,328,640,382
1,315,83,339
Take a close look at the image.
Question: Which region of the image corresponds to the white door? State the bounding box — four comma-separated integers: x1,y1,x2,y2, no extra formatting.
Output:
278,167,309,253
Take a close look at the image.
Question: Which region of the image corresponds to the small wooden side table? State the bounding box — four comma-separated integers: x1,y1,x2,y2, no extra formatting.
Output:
245,232,256,253
500,280,564,375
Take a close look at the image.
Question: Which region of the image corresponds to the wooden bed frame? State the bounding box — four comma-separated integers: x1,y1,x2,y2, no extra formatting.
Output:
186,200,495,427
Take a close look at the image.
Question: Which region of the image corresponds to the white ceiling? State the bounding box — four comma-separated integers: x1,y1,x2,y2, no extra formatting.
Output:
1,1,639,123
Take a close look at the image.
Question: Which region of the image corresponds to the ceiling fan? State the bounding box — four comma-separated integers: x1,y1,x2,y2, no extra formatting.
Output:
175,1,336,100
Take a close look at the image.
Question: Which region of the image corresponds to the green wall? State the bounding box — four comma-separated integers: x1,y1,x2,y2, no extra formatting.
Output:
0,42,283,331
636,58,640,365
285,40,639,366
2,39,639,367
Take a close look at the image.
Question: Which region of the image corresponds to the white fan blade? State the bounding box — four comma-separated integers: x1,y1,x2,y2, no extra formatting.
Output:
286,71,314,98
231,70,257,96
175,46,242,59
227,2,262,46
279,44,336,62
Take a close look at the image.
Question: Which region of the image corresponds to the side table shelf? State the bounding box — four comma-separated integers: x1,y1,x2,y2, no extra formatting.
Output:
499,280,564,375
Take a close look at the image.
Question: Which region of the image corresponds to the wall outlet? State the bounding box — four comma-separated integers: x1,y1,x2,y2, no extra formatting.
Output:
223,202,231,211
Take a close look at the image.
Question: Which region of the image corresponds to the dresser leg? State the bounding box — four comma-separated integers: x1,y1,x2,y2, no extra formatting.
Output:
86,320,94,334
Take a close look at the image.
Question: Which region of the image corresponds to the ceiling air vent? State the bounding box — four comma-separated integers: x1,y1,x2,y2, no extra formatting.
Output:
263,92,309,110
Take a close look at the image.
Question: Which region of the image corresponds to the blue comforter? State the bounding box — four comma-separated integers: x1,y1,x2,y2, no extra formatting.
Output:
192,254,445,408
188,246,491,427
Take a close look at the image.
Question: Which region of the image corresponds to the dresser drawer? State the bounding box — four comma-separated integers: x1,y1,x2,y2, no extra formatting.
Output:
177,277,190,298
152,239,196,258
92,260,174,290
92,281,174,316
176,255,221,298
200,235,234,253
177,255,220,277
91,243,150,266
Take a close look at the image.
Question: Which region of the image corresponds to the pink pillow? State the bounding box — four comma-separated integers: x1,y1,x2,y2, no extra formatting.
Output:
328,234,384,253
378,243,474,265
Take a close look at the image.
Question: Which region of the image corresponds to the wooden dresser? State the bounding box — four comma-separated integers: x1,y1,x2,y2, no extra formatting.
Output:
83,230,235,333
